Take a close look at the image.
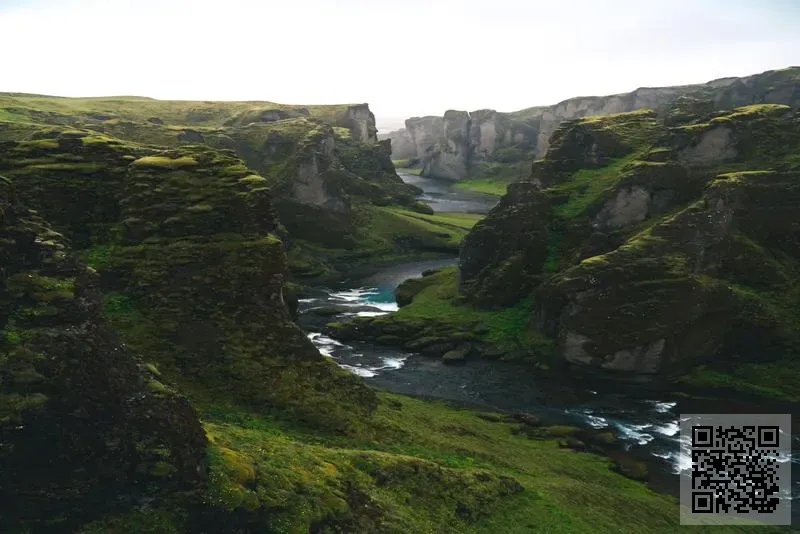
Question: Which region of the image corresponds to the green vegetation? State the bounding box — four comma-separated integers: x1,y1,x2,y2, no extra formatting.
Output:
131,155,199,168
369,207,482,248
332,267,555,362
182,391,731,534
454,177,509,196
548,153,640,218
392,159,423,175
0,93,355,129
678,360,800,403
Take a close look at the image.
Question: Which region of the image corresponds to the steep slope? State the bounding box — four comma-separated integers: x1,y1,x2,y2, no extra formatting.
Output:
388,66,800,184
341,103,800,402
0,175,207,531
0,132,377,430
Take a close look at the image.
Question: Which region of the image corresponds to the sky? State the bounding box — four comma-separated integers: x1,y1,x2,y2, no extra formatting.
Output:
1,0,799,131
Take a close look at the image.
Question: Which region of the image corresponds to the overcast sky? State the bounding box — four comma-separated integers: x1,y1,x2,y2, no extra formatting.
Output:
1,0,799,130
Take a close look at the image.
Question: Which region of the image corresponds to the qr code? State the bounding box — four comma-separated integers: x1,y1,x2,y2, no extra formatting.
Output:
680,414,792,526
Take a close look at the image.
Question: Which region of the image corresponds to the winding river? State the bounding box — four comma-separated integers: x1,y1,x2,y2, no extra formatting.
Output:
298,172,798,520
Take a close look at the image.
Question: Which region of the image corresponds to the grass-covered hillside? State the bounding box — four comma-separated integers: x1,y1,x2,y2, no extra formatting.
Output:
340,103,800,404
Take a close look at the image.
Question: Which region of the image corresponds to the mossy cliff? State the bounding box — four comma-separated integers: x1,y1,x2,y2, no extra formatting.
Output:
389,66,800,185
341,103,800,402
0,175,207,531
0,134,377,431
0,94,468,282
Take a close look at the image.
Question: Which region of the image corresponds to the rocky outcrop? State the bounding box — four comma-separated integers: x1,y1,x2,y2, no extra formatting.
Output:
540,169,800,374
423,110,471,180
459,183,551,307
342,104,378,144
0,176,207,530
379,128,415,160
0,133,379,431
405,116,444,161
590,162,695,232
391,66,800,180
455,103,800,377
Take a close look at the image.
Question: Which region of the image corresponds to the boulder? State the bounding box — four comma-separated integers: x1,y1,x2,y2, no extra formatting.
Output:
442,344,471,364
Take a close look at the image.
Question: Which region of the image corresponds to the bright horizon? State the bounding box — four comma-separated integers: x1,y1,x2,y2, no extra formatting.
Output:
2,0,799,131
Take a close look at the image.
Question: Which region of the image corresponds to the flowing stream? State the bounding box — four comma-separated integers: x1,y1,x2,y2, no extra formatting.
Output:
298,172,798,521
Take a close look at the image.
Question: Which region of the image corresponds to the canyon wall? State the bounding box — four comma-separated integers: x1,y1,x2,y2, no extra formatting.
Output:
388,66,800,180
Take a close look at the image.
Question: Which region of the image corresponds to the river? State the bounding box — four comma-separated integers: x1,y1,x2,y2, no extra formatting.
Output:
298,172,798,522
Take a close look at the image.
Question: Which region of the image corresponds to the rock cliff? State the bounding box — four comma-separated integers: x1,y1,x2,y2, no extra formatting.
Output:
0,133,378,431
0,175,207,530
392,66,800,181
458,103,800,378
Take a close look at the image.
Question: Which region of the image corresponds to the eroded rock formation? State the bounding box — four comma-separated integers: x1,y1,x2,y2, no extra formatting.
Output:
390,66,800,180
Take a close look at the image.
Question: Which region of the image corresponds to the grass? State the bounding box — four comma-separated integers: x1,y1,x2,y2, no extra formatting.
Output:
677,360,800,403
454,177,510,196
392,160,423,176
548,153,640,218
172,390,781,533
397,210,484,230
388,266,554,358
131,155,199,168
368,207,481,250
0,93,355,129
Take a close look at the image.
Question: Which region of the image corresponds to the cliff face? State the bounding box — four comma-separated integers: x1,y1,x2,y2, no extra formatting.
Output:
405,115,444,161
422,110,471,180
457,103,800,378
393,66,800,181
0,133,378,431
342,103,378,144
0,175,207,530
379,128,415,160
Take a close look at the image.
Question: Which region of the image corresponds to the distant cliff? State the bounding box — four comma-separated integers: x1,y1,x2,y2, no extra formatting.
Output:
388,66,800,180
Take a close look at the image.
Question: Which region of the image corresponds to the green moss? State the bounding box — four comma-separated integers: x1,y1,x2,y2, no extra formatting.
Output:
338,267,554,362
131,155,198,168
25,162,105,172
6,272,75,301
77,508,182,534
366,207,477,252
185,202,213,213
548,153,640,218
453,178,509,196
709,103,791,123
678,360,800,403
237,174,267,184
188,390,776,533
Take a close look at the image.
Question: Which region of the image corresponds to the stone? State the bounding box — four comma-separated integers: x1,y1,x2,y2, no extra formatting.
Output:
611,457,649,482
512,412,543,427
442,344,471,364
